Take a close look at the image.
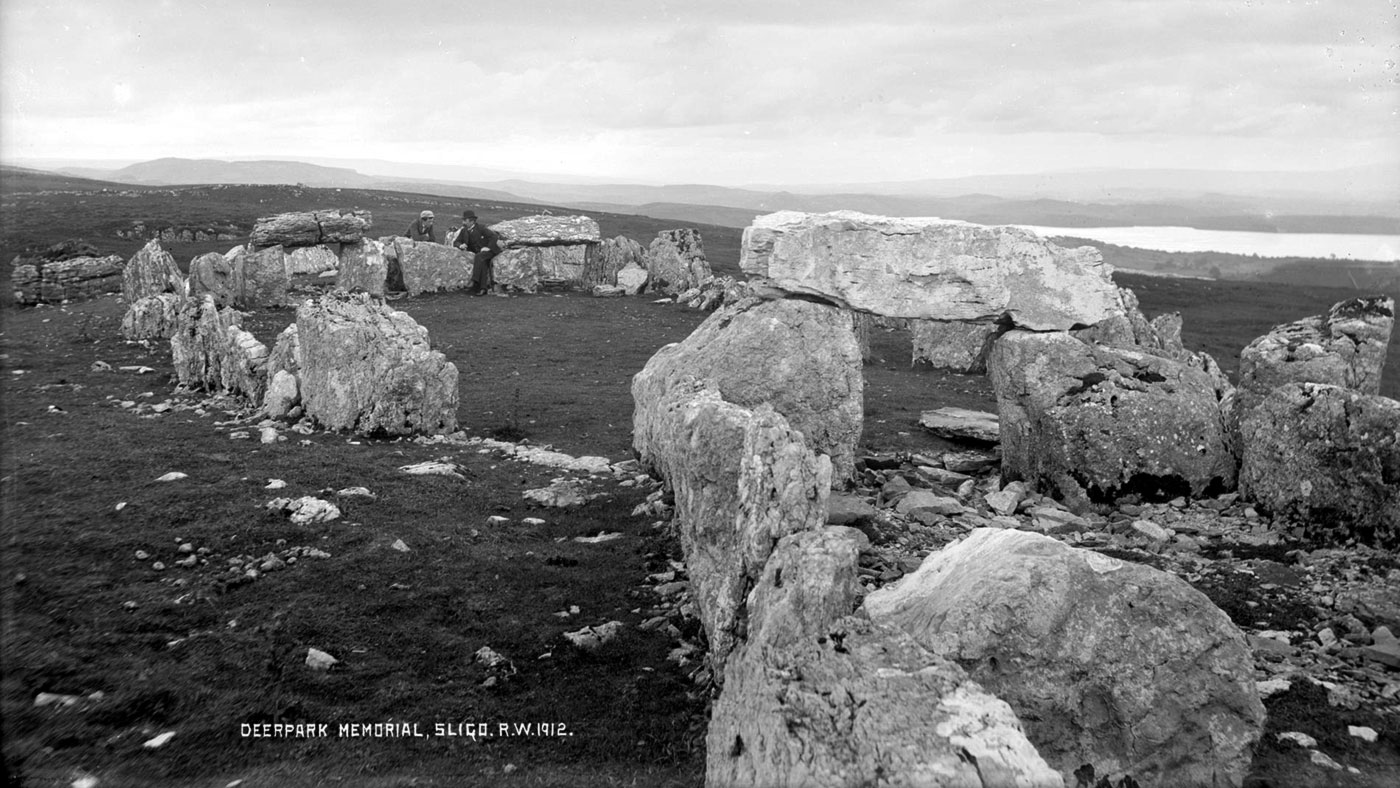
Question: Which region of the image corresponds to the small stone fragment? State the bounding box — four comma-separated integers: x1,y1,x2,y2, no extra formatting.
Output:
305,647,338,670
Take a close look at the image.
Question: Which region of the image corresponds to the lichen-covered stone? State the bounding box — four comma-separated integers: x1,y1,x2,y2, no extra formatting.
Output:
336,239,388,296
296,292,457,436
491,214,600,246
864,528,1264,788
633,297,864,481
741,211,1122,331
392,238,473,296
169,295,268,401
989,330,1235,509
120,293,186,340
1239,382,1400,546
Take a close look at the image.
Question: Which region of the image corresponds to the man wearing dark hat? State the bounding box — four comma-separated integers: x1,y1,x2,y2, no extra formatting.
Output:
407,210,437,242
457,210,504,296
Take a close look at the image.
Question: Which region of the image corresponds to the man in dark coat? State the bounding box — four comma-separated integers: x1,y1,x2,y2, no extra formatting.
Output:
456,210,503,296
406,210,437,242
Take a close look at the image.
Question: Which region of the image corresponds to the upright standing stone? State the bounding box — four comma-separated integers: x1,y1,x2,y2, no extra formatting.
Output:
169,295,269,401
296,292,458,436
645,229,712,295
741,211,1123,331
336,239,388,296
864,528,1265,788
189,252,236,307
232,245,290,308
122,239,186,303
1239,382,1400,546
632,297,864,481
119,293,186,340
989,330,1235,509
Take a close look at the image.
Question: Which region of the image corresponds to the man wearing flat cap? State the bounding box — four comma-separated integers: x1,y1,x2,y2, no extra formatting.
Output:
407,210,437,243
457,210,504,296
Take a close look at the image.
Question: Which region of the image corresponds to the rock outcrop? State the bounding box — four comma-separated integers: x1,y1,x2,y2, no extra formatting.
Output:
864,528,1265,788
990,330,1235,509
169,295,269,401
296,292,458,436
741,211,1122,331
249,210,372,248
120,293,185,340
1233,296,1394,435
633,297,864,481
122,239,186,303
645,229,712,295
336,239,389,296
635,381,830,670
1239,382,1400,546
11,255,125,305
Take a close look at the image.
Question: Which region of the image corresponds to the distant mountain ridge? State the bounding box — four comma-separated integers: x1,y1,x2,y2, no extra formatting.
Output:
15,156,1400,234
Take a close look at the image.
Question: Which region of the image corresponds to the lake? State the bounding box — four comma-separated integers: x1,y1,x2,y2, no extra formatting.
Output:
1014,225,1400,262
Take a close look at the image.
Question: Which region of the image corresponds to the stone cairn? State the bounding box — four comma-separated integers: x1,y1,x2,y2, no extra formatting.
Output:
627,209,1379,786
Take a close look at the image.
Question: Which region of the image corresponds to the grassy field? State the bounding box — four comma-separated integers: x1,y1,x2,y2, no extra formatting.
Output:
3,180,1398,786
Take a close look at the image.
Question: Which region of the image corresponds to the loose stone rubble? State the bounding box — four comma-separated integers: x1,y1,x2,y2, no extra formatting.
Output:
740,211,1123,330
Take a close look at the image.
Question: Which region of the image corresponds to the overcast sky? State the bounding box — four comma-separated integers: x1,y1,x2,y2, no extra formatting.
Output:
2,0,1396,185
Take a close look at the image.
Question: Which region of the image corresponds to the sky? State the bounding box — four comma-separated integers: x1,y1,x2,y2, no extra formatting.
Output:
1,0,1397,186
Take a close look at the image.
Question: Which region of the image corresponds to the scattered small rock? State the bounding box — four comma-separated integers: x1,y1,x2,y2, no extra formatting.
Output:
305,647,338,670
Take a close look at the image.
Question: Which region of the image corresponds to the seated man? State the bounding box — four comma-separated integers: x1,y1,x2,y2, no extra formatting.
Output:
457,210,504,296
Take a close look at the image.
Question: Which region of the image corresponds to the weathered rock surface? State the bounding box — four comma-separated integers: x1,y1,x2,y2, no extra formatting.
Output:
634,380,830,670
296,292,458,436
286,245,339,275
616,262,649,294
391,239,472,296
645,229,712,295
1073,287,1187,359
1233,296,1394,434
864,528,1265,788
169,295,269,401
709,613,1062,788
632,297,864,481
491,214,600,246
741,211,1123,330
10,255,124,305
122,239,186,303
589,235,645,287
188,252,235,307
919,407,1000,444
1239,382,1400,546
336,239,388,296
494,245,589,292
674,276,754,312
990,330,1235,509
910,319,1005,372
249,209,372,248
120,293,186,340
230,245,289,308
263,324,303,418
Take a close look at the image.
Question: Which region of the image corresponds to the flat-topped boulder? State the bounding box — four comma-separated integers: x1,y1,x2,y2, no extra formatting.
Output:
491,214,600,246
741,211,1123,330
249,209,372,248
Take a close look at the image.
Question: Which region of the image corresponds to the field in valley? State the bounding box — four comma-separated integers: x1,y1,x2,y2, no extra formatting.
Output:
2,179,1398,786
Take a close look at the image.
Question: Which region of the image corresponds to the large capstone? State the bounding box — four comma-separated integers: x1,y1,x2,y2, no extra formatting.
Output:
741,211,1123,331
989,330,1235,508
1239,382,1400,546
491,214,600,245
296,292,458,436
249,209,372,247
632,297,864,481
633,381,830,671
864,528,1265,788
645,228,712,295
122,239,186,303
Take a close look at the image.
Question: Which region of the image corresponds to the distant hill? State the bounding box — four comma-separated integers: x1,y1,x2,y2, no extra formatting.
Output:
0,165,147,195
60,157,379,187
